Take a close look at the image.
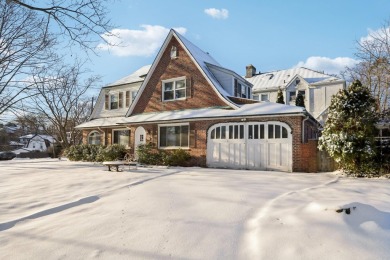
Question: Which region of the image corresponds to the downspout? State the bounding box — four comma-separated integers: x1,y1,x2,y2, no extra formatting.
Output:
302,115,310,143
97,127,106,146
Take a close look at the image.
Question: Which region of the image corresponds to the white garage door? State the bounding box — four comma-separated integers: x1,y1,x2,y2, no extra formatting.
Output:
207,121,292,171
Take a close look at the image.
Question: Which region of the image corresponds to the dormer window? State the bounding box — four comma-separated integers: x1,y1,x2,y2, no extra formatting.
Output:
105,92,124,110
162,77,186,101
170,46,177,59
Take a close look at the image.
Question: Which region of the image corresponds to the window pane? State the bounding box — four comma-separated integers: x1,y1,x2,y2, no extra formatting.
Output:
216,127,220,139
176,80,185,89
160,127,167,147
282,127,288,138
229,125,233,139
221,126,226,139
211,129,215,139
164,82,173,91
175,89,186,99
260,125,264,139
254,125,259,139
239,125,244,139
268,124,274,139
164,91,174,100
181,125,189,147
234,125,238,139
253,95,259,101
248,125,253,139
261,94,268,101
275,125,281,139
110,94,118,109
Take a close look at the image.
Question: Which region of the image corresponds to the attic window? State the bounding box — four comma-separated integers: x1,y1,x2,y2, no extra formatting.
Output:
170,46,177,59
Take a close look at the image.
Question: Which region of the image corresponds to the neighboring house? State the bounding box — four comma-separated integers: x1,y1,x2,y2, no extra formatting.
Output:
19,134,55,151
245,65,346,125
76,30,319,172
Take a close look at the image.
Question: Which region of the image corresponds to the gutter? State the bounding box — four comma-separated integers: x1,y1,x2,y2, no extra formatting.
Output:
302,115,310,143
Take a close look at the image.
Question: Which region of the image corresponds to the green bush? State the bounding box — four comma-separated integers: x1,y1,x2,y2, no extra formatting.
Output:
137,143,191,166
63,144,126,162
164,149,191,166
137,143,166,165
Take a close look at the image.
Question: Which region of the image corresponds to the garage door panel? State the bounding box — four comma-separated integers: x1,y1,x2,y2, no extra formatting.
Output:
207,122,292,171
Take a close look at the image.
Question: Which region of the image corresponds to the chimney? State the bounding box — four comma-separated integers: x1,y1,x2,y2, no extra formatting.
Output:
245,64,256,78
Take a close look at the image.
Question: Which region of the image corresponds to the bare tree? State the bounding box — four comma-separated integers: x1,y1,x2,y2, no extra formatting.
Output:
8,0,113,51
343,20,390,113
0,2,56,115
0,0,113,116
27,62,99,148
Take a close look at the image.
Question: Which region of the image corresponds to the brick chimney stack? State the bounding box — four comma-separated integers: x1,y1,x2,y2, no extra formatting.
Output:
245,64,256,78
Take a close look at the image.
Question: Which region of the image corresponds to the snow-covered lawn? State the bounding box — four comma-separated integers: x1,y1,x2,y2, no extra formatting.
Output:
0,159,389,259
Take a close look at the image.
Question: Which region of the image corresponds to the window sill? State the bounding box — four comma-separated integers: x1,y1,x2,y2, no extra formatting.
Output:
158,146,190,150
162,98,187,102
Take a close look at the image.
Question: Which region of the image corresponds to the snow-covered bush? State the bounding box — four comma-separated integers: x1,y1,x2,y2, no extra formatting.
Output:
319,80,378,176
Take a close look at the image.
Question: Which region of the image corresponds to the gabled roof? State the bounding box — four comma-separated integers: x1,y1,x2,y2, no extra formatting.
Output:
126,30,240,117
105,65,151,87
247,67,342,91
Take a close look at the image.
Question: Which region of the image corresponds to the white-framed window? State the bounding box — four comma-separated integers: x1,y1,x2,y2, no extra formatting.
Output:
261,93,269,101
88,131,101,145
253,94,259,101
159,123,189,148
105,92,123,110
112,129,130,147
162,77,186,101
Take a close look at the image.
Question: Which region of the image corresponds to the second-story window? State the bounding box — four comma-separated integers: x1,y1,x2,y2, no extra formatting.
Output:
110,94,119,109
162,77,186,101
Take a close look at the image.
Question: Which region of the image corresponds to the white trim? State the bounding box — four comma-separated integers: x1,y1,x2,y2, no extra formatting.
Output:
158,122,190,149
162,76,187,102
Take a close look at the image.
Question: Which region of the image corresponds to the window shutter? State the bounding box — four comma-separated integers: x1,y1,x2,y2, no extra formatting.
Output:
126,91,130,107
186,77,192,98
119,92,123,108
234,79,238,97
189,123,196,148
105,94,109,110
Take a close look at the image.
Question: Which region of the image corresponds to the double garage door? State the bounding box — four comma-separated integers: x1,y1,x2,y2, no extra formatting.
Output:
207,121,292,171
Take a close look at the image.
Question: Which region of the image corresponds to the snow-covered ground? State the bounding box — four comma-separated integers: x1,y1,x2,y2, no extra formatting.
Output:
0,159,389,259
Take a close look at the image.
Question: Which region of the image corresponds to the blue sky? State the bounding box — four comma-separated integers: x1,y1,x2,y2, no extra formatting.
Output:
87,0,390,90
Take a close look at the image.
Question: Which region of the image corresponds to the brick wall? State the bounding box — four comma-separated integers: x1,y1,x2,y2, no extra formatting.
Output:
123,115,319,172
131,37,228,115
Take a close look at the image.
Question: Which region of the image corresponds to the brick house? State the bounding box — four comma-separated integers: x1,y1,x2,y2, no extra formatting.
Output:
76,30,319,172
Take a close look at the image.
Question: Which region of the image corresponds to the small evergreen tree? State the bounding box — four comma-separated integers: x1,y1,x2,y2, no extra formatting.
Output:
319,80,378,176
276,88,285,104
295,92,305,107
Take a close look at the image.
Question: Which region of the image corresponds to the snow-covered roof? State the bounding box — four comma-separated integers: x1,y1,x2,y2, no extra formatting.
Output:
174,31,237,104
105,65,151,87
247,67,341,91
127,30,240,117
75,103,305,129
75,117,127,129
19,134,55,143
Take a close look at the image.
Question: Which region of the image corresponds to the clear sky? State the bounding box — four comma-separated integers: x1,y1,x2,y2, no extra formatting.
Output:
78,0,390,91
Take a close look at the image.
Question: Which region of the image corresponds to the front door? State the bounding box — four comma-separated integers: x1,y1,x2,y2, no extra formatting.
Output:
134,126,146,158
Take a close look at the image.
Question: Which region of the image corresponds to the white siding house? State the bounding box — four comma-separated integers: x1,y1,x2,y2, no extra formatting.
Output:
245,65,346,125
